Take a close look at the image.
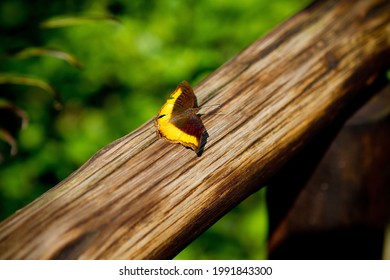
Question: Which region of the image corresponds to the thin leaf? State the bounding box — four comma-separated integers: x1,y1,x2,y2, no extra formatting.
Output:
40,15,120,29
5,47,82,68
0,128,17,156
0,99,29,129
0,74,62,107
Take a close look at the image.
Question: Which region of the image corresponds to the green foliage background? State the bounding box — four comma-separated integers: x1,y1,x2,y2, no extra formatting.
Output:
0,0,310,259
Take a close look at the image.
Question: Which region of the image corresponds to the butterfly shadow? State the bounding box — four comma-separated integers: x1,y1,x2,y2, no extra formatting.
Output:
193,94,209,157
196,128,209,157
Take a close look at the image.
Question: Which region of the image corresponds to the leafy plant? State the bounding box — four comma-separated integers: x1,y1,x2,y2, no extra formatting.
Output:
0,14,119,160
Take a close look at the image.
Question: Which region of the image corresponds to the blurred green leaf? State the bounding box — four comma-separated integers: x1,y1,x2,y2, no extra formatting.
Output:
40,15,120,28
0,128,17,157
0,100,28,158
0,99,28,129
0,74,62,107
5,48,82,68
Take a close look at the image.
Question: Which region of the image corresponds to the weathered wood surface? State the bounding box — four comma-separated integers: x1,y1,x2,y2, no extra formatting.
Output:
0,0,389,259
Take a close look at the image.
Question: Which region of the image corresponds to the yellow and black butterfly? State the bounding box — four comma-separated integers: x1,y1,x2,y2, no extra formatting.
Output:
154,81,206,154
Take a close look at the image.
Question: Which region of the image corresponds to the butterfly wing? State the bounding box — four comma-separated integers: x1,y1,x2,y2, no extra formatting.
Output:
160,111,205,152
155,81,205,153
157,81,195,116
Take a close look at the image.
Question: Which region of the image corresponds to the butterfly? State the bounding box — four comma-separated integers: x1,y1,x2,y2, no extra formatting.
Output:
154,81,206,154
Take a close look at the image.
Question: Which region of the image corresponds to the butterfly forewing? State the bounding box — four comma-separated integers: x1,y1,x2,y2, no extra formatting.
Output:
171,81,196,113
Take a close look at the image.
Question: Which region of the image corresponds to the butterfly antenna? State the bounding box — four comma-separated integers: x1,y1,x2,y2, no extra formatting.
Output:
201,104,221,109
199,104,224,115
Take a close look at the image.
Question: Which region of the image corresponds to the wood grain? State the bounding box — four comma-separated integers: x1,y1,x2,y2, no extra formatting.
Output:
0,0,389,259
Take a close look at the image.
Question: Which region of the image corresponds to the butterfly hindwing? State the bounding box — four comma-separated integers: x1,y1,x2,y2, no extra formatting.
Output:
168,112,205,151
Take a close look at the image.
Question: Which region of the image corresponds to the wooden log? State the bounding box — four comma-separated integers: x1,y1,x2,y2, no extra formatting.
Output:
267,82,390,259
0,0,389,259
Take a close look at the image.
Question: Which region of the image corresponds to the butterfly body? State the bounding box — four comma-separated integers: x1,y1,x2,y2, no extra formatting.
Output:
155,81,206,153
